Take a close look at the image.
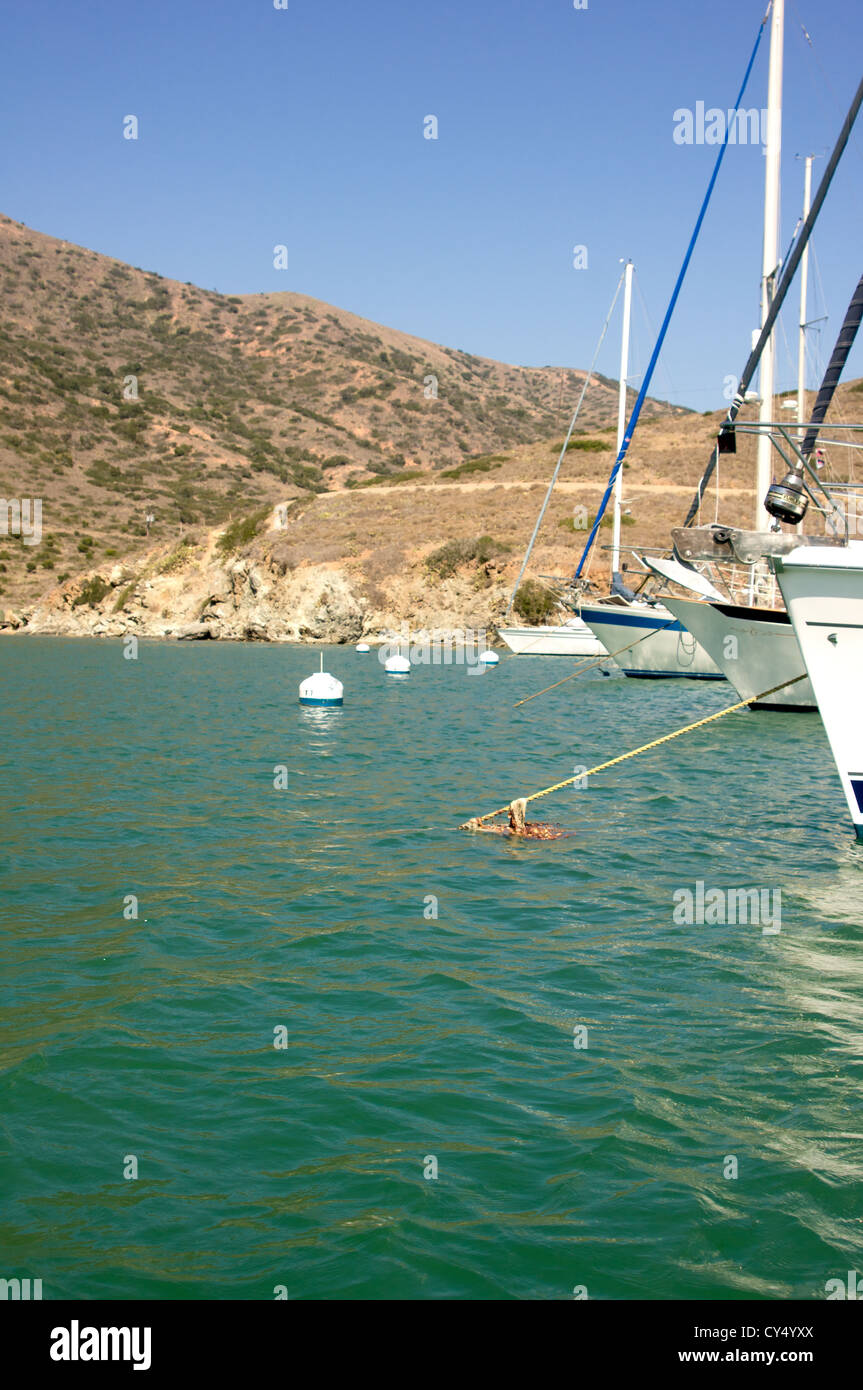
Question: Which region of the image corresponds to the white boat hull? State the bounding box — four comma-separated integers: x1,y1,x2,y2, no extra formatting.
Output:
497,620,606,658
662,596,816,709
776,542,863,838
578,600,724,679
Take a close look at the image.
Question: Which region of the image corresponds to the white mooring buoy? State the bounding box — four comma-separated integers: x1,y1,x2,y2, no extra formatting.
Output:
479,650,499,665
356,642,370,653
384,653,411,676
299,652,344,706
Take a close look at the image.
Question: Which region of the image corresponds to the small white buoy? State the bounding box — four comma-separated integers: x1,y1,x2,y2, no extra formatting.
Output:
299,652,344,706
384,653,411,676
479,650,499,665
356,642,370,653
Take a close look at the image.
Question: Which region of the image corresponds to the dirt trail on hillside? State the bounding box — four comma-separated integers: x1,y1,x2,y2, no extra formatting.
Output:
345,480,758,497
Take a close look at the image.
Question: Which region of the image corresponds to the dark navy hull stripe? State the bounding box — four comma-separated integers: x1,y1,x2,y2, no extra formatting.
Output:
621,670,725,680
581,610,683,632
712,602,791,625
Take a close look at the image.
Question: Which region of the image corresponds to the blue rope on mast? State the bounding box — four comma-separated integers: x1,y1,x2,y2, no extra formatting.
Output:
573,11,769,580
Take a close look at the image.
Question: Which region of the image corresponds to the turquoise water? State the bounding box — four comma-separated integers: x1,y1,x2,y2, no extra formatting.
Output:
1,637,861,1301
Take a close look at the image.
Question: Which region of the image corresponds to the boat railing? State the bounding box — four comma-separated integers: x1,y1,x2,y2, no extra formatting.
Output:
735,420,863,543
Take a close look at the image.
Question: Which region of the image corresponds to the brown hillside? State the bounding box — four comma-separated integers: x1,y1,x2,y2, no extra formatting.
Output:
0,213,688,610
2,214,859,637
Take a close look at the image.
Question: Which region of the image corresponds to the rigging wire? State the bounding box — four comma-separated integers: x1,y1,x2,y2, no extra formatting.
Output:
501,267,627,619
633,271,679,408
574,9,771,579
789,0,863,166
681,68,863,529
787,8,861,471
581,285,642,586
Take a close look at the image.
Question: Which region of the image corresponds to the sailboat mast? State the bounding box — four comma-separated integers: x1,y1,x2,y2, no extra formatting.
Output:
611,260,633,578
796,154,814,441
680,70,863,534
756,0,784,529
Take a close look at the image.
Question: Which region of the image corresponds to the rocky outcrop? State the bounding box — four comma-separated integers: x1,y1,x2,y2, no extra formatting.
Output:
9,515,515,645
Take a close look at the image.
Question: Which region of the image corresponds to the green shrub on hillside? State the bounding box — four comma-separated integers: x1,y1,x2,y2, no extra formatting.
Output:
159,541,197,574
73,575,111,607
216,507,270,554
352,470,424,489
438,453,507,480
513,579,557,624
551,437,611,455
290,463,327,492
425,535,510,579
558,511,635,532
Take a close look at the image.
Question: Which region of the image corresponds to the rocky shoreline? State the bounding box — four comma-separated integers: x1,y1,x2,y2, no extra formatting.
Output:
0,516,515,646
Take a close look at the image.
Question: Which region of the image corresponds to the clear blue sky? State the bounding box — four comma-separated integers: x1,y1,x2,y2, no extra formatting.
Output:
2,0,861,408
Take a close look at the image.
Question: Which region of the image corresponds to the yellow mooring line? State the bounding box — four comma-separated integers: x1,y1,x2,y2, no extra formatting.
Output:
460,673,807,828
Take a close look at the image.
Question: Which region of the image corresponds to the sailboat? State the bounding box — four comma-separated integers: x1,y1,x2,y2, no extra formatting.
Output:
586,3,863,705
571,4,793,680
565,259,723,679
574,586,724,679
774,541,863,838
497,262,640,660
670,266,863,709
496,615,605,657
498,258,719,674
661,587,816,708
663,65,821,713
669,294,863,832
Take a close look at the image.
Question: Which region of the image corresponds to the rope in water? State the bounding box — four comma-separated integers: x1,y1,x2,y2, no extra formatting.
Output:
461,673,807,827
513,618,676,708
